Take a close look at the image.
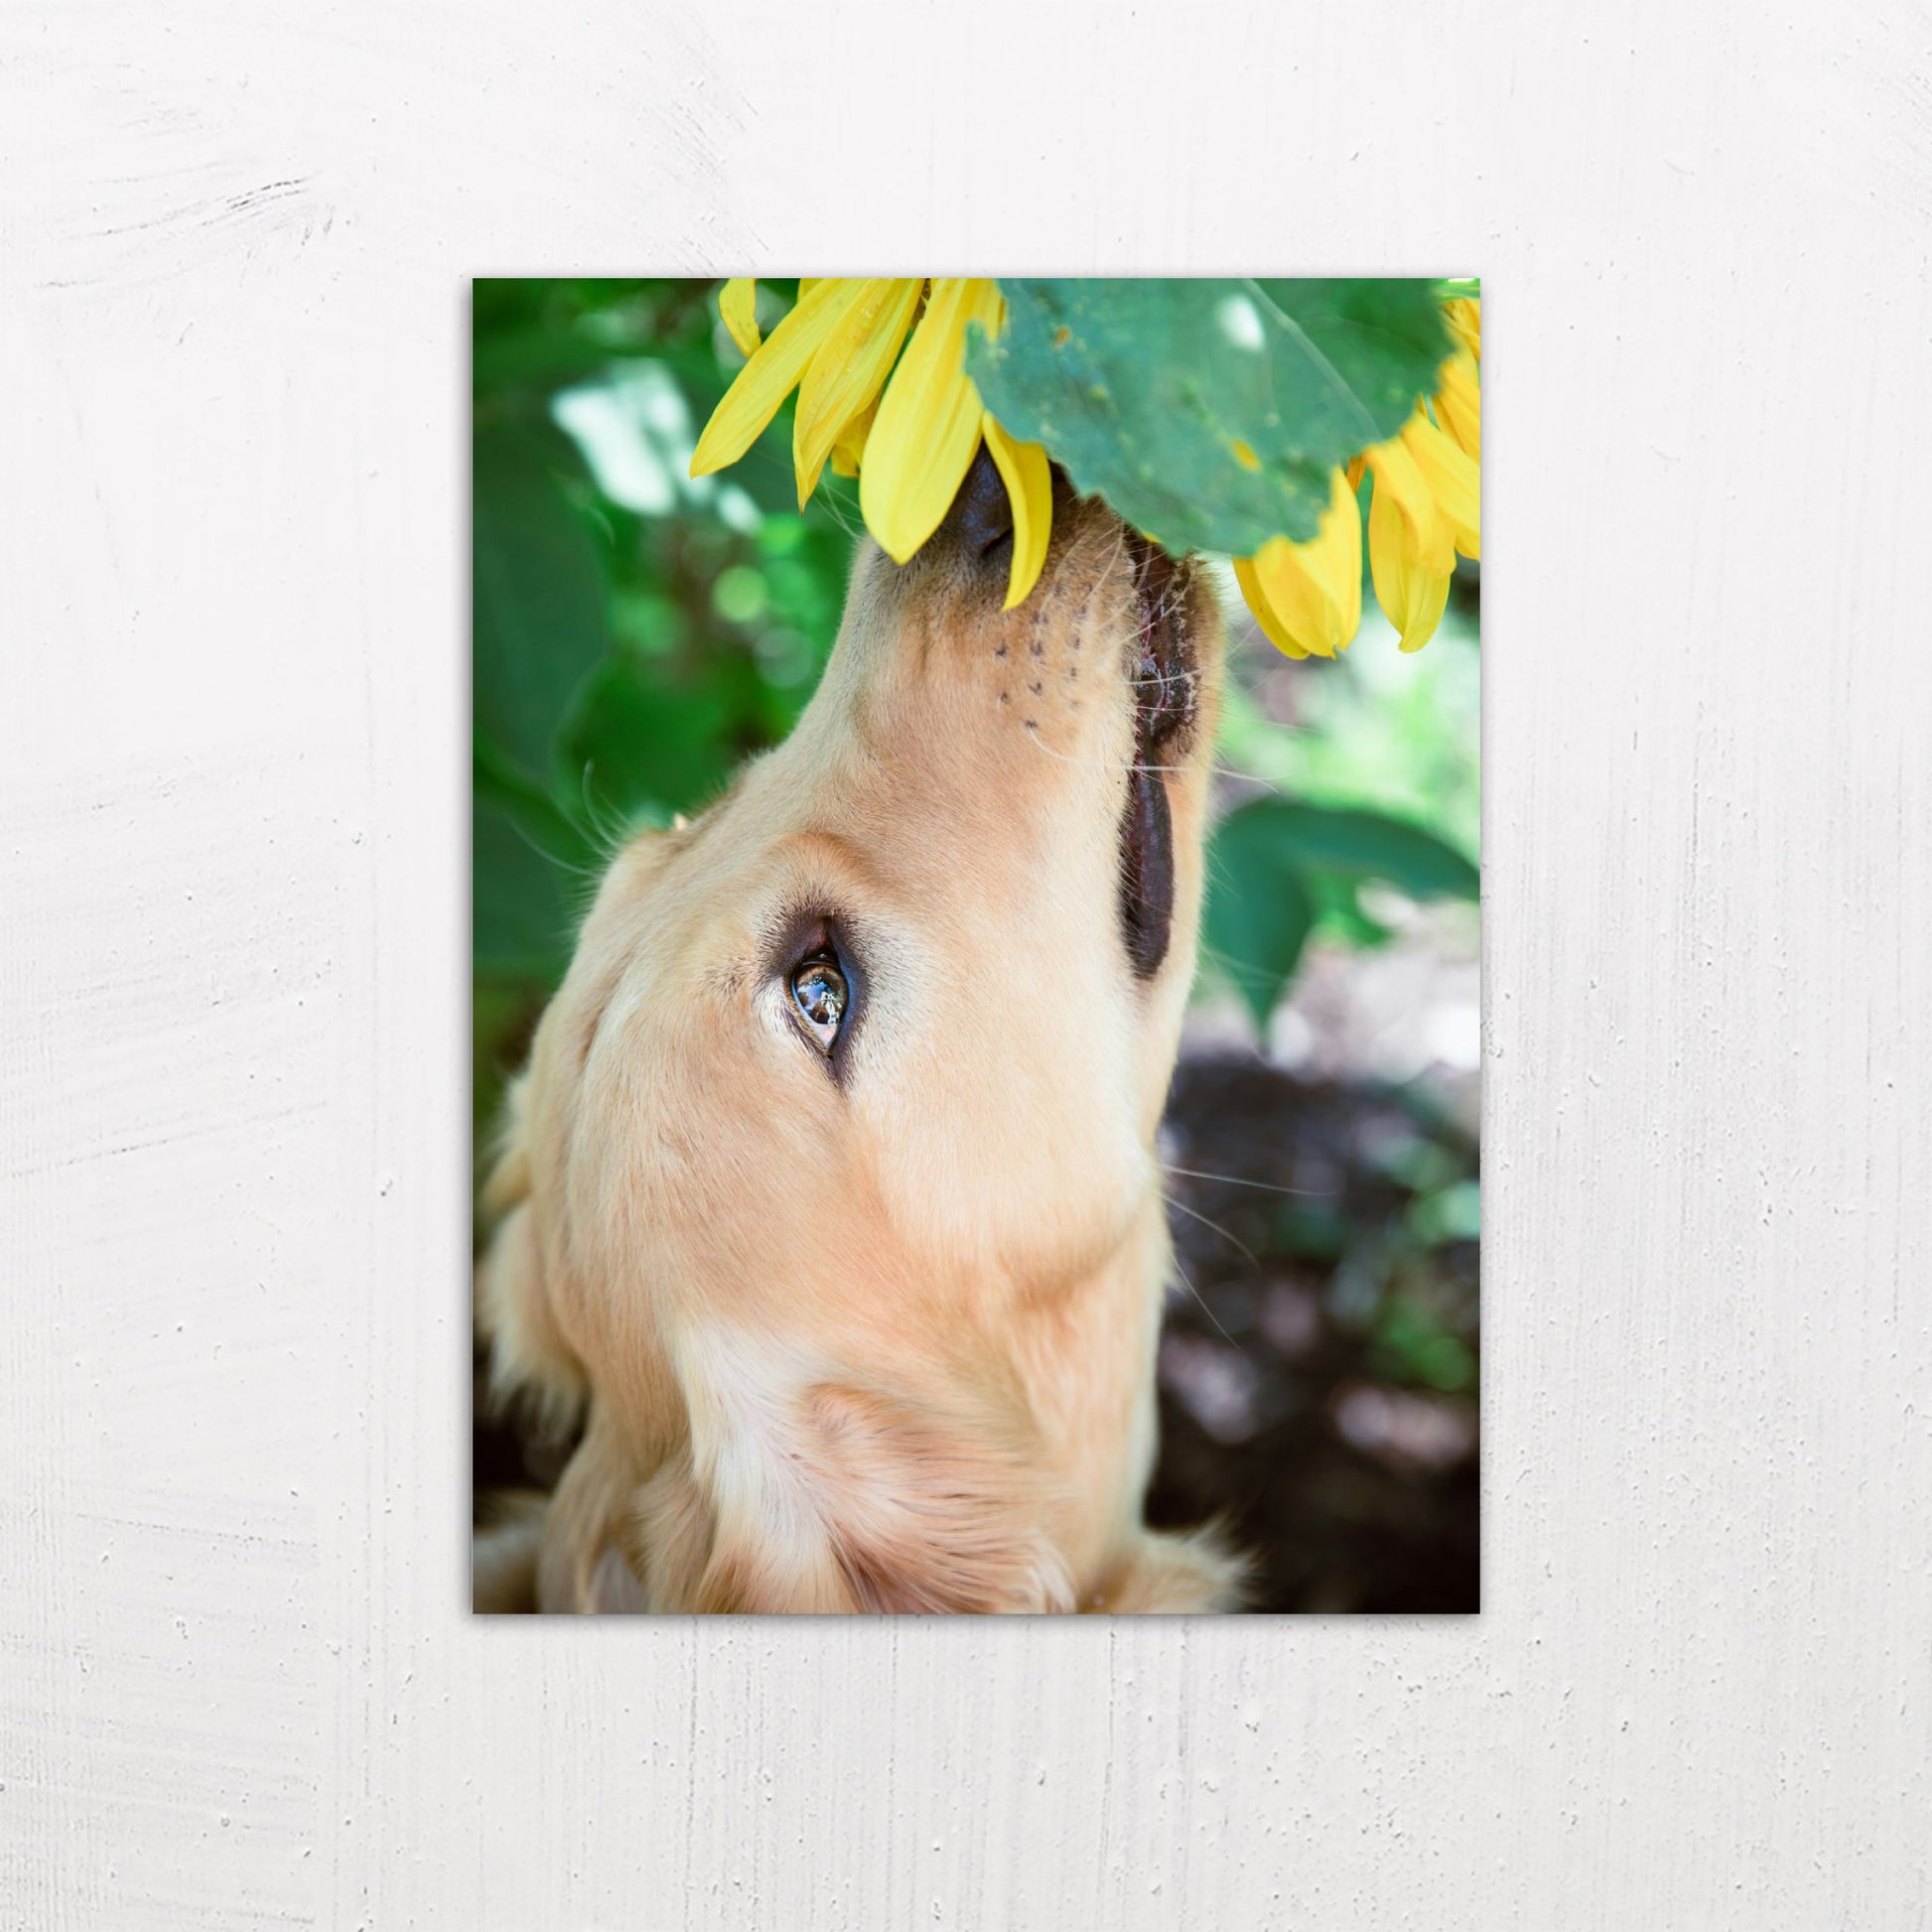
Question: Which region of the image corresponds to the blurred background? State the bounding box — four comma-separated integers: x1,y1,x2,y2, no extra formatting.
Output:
474,278,1480,1613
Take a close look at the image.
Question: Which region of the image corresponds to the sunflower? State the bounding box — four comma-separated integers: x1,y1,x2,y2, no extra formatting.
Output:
1235,297,1481,657
694,278,1479,654
691,277,1052,610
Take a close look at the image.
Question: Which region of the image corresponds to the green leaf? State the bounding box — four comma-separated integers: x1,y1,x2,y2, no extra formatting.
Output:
554,656,740,824
1206,799,1477,1025
1223,799,1478,901
969,279,1450,555
475,727,601,875
1204,824,1316,1028
474,422,611,776
473,799,579,983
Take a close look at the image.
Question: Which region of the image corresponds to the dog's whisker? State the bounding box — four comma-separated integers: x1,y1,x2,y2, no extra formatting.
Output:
1013,730,1214,779
1205,762,1292,787
1017,729,1288,787
502,820,610,889
1165,1247,1243,1348
820,488,867,542
1188,937,1311,996
1163,1162,1324,1200
1163,1191,1262,1270
575,764,635,862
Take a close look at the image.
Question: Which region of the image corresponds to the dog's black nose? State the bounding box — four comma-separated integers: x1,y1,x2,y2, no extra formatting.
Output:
940,442,1014,560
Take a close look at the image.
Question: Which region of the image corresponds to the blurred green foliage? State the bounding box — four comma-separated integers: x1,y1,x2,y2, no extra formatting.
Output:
472,280,1479,1149
473,277,861,985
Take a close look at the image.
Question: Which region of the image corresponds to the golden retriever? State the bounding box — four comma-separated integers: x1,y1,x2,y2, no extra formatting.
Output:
476,450,1244,1613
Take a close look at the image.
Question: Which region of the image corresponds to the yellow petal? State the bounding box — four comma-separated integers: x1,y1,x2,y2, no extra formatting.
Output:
1401,411,1479,562
830,400,875,478
1365,429,1456,578
1313,469,1359,644
1446,296,1480,363
690,279,868,479
719,278,761,357
792,277,922,508
1368,477,1451,651
981,413,1052,609
861,277,1004,563
1239,470,1362,659
1234,556,1310,659
1434,348,1480,465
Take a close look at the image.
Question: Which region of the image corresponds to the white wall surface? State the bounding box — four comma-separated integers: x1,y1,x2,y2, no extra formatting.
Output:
3,3,1928,1925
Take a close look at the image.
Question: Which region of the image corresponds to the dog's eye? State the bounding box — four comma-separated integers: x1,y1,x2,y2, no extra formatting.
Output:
788,952,848,1051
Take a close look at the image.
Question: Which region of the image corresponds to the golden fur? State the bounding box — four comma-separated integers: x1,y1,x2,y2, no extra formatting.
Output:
475,483,1244,1613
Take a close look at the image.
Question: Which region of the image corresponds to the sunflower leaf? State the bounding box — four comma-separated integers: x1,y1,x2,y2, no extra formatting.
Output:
968,279,1450,555
1205,799,1477,1026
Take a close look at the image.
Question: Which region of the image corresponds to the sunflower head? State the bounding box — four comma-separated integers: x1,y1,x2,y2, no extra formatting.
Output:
695,280,1479,656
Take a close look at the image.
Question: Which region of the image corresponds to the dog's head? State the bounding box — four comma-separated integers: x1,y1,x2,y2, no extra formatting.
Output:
482,454,1228,1611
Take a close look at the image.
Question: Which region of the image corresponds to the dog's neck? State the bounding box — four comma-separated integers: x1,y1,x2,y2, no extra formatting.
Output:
532,1193,1175,1614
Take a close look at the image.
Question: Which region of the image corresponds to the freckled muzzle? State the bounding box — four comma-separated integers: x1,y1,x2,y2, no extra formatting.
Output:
914,452,1203,983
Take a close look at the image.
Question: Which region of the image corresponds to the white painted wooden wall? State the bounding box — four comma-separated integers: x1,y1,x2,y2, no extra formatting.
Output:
5,3,1928,1924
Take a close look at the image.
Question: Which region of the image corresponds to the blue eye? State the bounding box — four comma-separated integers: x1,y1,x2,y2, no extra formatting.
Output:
788,952,848,1050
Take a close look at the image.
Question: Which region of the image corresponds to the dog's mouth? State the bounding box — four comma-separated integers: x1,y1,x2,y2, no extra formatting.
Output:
1117,535,1197,980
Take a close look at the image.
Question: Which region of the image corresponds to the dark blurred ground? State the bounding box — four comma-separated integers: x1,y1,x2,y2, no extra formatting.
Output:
1150,1044,1478,1613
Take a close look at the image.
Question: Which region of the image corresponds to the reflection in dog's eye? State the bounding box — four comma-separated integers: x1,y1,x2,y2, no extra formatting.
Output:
788,952,848,1052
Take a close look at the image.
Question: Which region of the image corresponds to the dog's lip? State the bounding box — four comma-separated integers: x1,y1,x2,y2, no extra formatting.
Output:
1117,535,1193,979
1127,535,1196,757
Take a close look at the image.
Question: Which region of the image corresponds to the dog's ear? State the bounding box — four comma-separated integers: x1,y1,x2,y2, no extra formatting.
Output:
530,1412,648,1611
476,1072,586,1439
650,1378,1075,1614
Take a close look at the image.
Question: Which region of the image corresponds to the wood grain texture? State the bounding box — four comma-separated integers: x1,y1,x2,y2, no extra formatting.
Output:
3,2,1928,1924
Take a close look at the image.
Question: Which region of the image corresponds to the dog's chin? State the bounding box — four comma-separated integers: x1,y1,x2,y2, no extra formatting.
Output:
1118,535,1198,980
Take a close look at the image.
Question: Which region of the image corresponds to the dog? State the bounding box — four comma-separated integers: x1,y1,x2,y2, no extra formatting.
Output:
475,449,1245,1613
